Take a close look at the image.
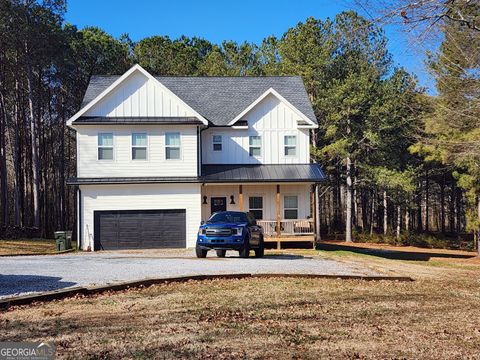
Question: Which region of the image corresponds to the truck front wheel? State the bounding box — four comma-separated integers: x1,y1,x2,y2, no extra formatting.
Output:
196,246,208,258
239,239,250,258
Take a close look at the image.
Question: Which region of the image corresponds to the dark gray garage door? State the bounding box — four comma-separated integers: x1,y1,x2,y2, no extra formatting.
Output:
94,209,186,250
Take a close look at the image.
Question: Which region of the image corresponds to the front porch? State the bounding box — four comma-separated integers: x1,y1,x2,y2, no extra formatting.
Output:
257,219,315,248
201,183,319,248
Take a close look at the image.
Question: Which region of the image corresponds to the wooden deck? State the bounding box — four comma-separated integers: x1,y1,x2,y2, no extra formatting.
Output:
264,234,316,249
258,219,316,249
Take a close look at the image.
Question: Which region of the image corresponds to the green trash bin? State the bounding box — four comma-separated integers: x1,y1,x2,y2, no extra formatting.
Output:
65,231,72,250
56,238,66,251
55,230,73,251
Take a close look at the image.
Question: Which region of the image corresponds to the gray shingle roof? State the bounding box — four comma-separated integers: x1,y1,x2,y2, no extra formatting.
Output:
81,75,317,126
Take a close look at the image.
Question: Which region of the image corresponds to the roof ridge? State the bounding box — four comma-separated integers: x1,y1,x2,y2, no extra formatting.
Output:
156,75,302,78
89,75,302,79
90,74,121,77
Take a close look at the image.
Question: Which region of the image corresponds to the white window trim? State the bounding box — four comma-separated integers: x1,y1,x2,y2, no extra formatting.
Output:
131,132,149,161
212,134,222,152
284,135,297,157
249,135,262,158
165,132,182,161
248,195,264,219
283,194,299,220
97,132,114,161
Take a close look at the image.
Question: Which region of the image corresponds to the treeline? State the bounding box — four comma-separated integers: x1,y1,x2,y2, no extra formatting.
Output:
0,0,478,249
0,0,130,237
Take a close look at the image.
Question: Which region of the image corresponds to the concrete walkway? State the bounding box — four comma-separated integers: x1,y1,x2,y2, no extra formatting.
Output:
0,249,379,299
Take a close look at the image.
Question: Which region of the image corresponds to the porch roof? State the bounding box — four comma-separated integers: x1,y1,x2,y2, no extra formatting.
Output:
67,164,326,185
201,164,325,183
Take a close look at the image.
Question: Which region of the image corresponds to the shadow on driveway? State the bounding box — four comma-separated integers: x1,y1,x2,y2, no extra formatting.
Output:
0,274,77,297
317,243,476,261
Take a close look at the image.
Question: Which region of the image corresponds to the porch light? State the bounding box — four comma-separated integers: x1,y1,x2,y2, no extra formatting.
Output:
230,195,235,204
203,196,208,205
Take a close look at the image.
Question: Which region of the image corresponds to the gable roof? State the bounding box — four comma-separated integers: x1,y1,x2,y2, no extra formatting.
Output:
68,64,209,126
227,87,317,127
80,73,317,127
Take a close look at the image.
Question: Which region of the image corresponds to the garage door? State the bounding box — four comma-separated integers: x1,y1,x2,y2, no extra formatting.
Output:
93,209,186,250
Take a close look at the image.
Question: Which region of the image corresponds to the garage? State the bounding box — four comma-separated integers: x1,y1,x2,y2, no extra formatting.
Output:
93,209,186,250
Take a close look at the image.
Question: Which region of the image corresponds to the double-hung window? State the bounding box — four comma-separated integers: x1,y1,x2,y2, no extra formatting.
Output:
132,133,147,160
213,135,222,151
284,195,298,219
165,132,181,160
284,135,297,156
98,133,113,160
248,196,263,220
249,135,261,157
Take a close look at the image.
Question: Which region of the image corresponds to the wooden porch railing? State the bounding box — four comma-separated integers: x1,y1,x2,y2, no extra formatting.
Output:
257,219,314,236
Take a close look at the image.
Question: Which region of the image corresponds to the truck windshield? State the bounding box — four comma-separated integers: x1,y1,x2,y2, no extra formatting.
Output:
207,212,247,223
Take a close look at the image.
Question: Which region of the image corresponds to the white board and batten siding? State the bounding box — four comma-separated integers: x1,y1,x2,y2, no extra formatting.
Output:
76,124,198,178
83,70,197,118
202,94,310,164
75,71,200,178
201,184,312,221
80,184,202,250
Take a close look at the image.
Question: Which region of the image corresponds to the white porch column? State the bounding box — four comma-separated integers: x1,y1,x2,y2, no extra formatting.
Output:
276,184,281,249
315,184,321,244
239,185,243,211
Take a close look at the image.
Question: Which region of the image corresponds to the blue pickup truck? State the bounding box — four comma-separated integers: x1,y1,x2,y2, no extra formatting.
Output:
196,211,264,258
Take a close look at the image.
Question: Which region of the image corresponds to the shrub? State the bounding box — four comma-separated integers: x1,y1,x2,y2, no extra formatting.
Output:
354,232,472,251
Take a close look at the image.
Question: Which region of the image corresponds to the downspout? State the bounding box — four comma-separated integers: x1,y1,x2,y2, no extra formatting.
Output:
199,125,209,177
315,183,321,244
197,126,201,177
77,187,82,250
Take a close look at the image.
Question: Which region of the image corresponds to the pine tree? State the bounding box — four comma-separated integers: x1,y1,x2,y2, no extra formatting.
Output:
413,3,480,252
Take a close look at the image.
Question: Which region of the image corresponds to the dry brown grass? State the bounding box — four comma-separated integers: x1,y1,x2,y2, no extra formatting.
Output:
322,240,478,257
2,250,480,359
0,239,56,255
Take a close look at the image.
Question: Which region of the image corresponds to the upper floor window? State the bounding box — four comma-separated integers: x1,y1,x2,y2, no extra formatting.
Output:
213,135,222,151
132,133,147,160
284,135,297,156
165,132,181,160
249,196,263,220
249,135,261,157
98,133,113,160
284,195,298,219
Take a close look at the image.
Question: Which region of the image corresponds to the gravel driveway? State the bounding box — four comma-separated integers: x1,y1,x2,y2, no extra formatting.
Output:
0,249,379,299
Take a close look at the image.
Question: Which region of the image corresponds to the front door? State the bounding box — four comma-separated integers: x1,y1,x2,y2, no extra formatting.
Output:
211,197,227,214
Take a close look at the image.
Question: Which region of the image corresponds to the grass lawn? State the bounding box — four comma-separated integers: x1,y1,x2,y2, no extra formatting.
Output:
1,247,480,359
0,239,57,255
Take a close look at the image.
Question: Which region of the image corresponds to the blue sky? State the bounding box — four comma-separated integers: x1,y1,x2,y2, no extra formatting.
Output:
65,0,433,92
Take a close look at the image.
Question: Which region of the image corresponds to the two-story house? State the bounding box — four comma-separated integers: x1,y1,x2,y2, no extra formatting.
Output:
67,64,325,251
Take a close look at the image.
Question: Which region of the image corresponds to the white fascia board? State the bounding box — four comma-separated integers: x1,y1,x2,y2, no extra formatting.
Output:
298,124,318,129
66,64,208,128
227,87,318,128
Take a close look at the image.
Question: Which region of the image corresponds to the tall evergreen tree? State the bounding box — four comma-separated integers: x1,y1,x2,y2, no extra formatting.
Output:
314,11,393,242
412,3,480,252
